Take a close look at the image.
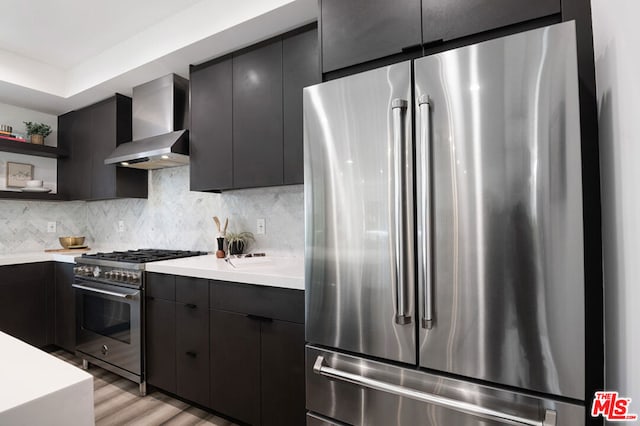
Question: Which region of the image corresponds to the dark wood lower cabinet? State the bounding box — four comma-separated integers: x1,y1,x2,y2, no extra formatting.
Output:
54,262,75,352
261,320,306,426
176,302,210,407
0,262,52,347
146,297,176,393
146,274,305,425
210,309,261,425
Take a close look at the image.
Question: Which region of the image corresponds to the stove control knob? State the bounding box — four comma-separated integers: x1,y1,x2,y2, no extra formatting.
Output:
114,271,122,280
105,271,112,280
93,266,101,278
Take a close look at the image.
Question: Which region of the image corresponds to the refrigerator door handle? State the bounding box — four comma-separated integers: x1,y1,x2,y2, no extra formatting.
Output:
391,98,411,325
418,94,434,329
313,355,557,426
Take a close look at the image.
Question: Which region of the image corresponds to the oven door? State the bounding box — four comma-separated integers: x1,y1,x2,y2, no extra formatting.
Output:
73,279,142,376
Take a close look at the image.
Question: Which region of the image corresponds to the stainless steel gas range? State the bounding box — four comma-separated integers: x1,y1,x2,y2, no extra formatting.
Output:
73,249,207,395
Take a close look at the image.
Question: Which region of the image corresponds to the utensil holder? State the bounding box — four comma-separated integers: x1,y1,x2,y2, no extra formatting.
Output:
216,237,225,258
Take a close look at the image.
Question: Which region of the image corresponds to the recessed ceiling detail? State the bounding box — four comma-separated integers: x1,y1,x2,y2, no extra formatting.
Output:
0,0,316,114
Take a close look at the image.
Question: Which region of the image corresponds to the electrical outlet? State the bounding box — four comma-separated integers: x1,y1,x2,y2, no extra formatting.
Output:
47,222,56,233
118,221,125,233
256,218,266,235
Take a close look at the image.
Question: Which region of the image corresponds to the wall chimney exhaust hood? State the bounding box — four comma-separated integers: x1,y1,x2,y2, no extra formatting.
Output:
105,74,189,169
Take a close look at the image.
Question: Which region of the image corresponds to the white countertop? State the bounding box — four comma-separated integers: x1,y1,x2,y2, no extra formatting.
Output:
0,252,80,266
0,332,94,425
0,250,305,290
146,255,305,290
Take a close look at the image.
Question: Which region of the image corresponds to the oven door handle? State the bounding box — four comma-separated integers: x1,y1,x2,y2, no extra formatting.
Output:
72,283,139,299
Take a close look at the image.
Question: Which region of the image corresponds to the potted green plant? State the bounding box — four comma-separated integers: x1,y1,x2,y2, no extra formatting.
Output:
23,121,52,145
225,231,255,255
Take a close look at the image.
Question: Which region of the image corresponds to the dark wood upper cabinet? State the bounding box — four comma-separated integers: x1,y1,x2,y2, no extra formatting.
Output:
190,57,233,192
59,108,91,200
421,0,561,44
320,0,422,73
189,25,317,191
319,0,562,74
233,41,284,189
283,28,321,184
58,95,147,200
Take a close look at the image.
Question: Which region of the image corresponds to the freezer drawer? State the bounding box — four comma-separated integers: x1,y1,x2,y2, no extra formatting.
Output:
306,346,584,426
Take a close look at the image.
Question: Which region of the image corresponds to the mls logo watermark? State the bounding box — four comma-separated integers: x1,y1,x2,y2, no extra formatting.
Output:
591,391,638,421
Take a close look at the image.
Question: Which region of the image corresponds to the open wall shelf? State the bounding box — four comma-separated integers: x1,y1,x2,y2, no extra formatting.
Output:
0,137,67,158
0,191,66,201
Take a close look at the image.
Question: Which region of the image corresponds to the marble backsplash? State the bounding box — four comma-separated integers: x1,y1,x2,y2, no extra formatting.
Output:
0,166,304,256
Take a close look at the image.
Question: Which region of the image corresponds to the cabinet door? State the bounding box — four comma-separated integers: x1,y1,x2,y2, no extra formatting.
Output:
320,0,422,73
54,262,75,352
0,263,49,347
261,320,306,426
190,58,233,191
89,98,117,200
146,297,176,393
176,303,209,406
233,42,283,189
283,28,321,184
64,108,92,200
422,0,560,44
210,309,261,425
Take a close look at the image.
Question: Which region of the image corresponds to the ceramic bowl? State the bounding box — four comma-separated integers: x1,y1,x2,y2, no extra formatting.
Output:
25,180,43,188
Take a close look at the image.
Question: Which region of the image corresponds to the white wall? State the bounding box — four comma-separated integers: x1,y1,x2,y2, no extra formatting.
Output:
0,102,58,146
591,0,640,400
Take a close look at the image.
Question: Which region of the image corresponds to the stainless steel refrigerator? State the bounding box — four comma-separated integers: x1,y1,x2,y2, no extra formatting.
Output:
304,21,586,426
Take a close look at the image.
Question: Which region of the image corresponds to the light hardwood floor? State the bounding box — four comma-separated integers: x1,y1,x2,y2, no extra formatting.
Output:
52,350,238,426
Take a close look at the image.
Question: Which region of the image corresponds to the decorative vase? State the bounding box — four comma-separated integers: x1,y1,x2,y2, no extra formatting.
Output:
216,237,225,258
30,134,44,145
228,240,245,255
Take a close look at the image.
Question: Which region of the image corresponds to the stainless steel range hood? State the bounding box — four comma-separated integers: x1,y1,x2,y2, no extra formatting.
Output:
105,74,189,169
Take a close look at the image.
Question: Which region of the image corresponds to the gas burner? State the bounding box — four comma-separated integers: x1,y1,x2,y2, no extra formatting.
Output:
81,249,208,263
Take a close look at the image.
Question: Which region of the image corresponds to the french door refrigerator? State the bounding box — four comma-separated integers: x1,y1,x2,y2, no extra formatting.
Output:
304,21,586,426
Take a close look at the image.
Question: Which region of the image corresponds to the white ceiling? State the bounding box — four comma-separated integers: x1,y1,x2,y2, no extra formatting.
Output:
0,0,316,114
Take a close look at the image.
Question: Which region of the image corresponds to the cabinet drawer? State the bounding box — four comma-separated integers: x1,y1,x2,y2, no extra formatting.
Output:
210,281,304,324
176,303,209,407
146,272,175,300
176,276,209,307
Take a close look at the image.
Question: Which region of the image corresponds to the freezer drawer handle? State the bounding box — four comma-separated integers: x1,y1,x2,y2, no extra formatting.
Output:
391,98,411,325
313,355,557,426
72,283,139,299
418,94,434,330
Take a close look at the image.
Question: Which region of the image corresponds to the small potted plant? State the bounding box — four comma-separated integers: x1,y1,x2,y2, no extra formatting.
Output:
23,121,52,145
225,231,255,255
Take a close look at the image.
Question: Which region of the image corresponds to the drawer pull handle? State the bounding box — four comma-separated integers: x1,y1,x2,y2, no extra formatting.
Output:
246,314,273,322
313,356,556,426
185,303,197,309
186,351,197,358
